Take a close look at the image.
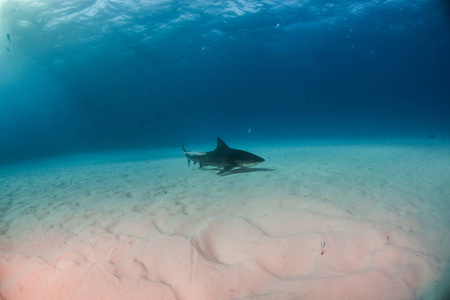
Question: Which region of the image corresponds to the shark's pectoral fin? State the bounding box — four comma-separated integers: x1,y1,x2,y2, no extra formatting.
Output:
218,165,234,175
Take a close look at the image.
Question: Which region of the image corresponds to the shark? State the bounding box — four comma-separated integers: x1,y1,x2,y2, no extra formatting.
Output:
182,137,265,174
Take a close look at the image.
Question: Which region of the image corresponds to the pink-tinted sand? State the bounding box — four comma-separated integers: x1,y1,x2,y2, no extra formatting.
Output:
1,143,450,299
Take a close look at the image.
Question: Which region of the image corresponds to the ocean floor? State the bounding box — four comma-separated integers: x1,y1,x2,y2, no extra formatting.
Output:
1,140,450,300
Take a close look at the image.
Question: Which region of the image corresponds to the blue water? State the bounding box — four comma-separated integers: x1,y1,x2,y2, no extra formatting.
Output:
0,0,449,165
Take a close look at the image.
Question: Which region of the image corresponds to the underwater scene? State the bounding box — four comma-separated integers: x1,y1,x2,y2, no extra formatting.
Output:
1,0,450,299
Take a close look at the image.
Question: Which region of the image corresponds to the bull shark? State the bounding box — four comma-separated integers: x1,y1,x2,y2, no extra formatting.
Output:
182,137,265,174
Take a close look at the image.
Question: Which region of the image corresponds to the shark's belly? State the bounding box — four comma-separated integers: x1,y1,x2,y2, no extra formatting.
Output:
236,161,260,167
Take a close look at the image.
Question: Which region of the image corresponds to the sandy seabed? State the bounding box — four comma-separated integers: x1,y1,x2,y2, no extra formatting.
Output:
1,141,450,300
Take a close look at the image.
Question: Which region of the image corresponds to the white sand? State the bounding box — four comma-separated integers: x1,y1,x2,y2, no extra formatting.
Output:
1,141,450,300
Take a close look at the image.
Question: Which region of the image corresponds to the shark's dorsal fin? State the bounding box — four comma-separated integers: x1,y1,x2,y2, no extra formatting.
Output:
216,137,230,150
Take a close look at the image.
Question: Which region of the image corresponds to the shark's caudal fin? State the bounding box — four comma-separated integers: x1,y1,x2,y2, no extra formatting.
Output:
216,137,231,151
182,146,191,167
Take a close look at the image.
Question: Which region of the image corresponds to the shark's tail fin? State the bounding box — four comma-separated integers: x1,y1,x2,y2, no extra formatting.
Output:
182,146,191,167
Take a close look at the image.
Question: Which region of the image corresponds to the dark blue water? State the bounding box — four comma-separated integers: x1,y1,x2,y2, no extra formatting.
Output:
1,0,449,165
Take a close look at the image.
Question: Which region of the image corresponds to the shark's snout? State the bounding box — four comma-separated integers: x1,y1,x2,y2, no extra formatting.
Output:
236,154,265,167
252,154,265,163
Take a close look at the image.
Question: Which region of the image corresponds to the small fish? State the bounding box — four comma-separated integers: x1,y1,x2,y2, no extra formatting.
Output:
7,33,10,43
6,47,10,52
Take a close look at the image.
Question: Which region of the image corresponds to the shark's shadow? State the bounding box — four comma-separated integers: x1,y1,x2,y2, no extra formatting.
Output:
202,167,276,176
